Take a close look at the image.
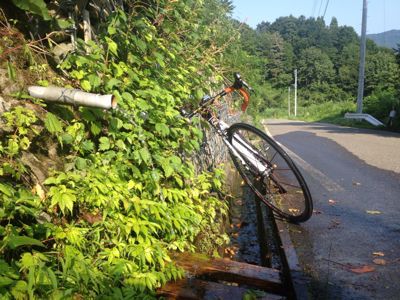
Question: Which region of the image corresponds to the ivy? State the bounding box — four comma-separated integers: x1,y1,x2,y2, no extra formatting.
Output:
1,0,237,298
0,106,39,179
44,112,62,134
11,0,51,21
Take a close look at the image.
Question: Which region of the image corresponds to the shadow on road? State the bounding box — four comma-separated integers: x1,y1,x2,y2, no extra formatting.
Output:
266,123,400,299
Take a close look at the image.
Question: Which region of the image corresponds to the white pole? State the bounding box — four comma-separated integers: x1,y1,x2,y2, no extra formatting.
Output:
294,69,298,117
288,86,291,116
28,86,117,109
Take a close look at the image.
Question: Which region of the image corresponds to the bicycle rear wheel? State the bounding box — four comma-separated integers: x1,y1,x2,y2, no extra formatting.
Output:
227,123,313,223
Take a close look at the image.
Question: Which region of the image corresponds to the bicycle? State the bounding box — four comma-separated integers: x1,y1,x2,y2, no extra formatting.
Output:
182,73,313,223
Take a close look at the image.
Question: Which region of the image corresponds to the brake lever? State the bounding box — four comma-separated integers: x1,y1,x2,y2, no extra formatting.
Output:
180,108,189,118
233,73,254,94
241,80,254,93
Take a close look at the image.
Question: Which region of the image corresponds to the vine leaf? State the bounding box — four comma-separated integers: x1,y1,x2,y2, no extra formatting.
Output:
11,0,51,20
7,62,16,81
155,123,170,137
7,236,45,249
75,157,87,170
0,183,13,197
99,137,111,151
44,113,62,134
0,276,14,287
139,148,151,164
81,80,91,92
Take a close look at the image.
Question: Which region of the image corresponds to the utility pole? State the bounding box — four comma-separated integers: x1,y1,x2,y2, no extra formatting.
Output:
294,69,298,117
288,86,291,116
344,0,384,127
356,0,367,113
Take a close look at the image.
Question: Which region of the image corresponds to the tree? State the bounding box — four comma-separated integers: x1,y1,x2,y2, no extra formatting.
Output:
297,47,335,87
256,21,271,32
267,15,299,45
236,21,260,55
365,49,400,94
330,17,339,29
263,32,293,87
336,26,358,51
337,43,359,94
395,44,400,66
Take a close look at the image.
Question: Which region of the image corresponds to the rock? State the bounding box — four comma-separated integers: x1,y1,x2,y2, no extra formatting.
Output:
0,96,11,114
52,43,74,64
0,68,22,95
21,151,62,185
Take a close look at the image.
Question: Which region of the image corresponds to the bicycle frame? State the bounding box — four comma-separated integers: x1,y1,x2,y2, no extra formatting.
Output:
185,74,271,177
203,112,270,177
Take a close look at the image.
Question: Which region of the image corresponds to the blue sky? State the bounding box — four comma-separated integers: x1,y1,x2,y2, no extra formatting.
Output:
231,0,400,34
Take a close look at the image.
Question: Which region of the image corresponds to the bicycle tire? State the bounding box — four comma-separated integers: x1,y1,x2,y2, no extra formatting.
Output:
227,123,313,223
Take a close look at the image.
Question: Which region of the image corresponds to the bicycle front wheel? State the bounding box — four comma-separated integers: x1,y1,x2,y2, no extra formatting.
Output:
227,123,313,223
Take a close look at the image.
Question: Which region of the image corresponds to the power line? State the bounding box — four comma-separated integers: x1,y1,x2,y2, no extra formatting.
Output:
317,0,324,16
383,0,386,45
311,0,319,17
322,0,330,19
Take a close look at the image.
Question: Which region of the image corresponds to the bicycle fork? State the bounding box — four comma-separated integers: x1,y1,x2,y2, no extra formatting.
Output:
223,133,270,177
212,118,272,179
226,135,289,194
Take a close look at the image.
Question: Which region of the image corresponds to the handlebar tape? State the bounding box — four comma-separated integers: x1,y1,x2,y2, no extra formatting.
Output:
224,86,250,112
239,88,250,112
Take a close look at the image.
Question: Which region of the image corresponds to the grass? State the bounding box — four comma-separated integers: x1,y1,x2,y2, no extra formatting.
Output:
255,101,399,131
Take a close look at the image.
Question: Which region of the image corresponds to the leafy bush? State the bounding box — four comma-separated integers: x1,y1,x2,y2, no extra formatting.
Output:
364,87,398,120
1,1,235,298
10,0,51,20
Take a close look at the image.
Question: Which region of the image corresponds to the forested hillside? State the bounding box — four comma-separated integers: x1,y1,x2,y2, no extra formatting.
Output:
367,29,400,49
234,16,400,128
1,0,400,298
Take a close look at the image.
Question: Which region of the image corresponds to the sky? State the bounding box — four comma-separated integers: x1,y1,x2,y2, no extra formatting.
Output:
231,0,400,34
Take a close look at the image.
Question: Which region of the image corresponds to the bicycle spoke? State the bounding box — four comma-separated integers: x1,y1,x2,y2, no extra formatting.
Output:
228,123,313,223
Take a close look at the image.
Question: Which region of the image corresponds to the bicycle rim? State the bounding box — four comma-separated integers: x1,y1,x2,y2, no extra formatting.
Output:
227,123,313,223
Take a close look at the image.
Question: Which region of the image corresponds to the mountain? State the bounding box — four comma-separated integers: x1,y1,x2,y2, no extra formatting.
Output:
367,29,400,49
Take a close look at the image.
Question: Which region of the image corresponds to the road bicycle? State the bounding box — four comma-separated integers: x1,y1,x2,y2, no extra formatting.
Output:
182,74,313,223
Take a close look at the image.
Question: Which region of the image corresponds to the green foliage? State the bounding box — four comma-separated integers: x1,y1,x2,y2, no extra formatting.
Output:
243,289,267,300
298,47,335,86
44,112,63,134
11,0,51,20
239,14,398,130
297,101,356,122
1,0,234,298
0,106,39,179
6,62,16,82
4,1,399,298
364,88,398,120
259,101,356,124
7,236,45,249
365,49,400,94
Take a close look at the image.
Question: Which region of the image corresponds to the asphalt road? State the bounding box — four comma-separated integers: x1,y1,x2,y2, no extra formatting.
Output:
263,119,400,300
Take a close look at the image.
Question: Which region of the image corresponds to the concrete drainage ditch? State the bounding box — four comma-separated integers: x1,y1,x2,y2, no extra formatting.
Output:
158,164,309,299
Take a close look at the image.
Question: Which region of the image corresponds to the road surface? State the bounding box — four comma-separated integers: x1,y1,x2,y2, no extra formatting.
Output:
263,119,400,300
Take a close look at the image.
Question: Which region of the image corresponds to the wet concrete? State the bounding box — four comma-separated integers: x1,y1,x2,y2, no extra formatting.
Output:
224,164,284,269
264,120,400,300
224,164,263,265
